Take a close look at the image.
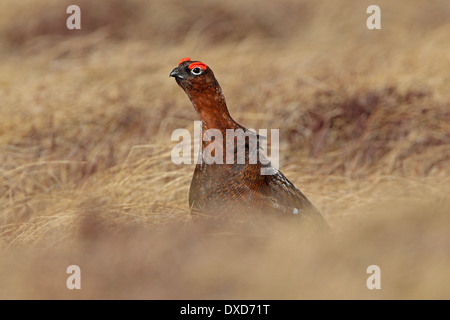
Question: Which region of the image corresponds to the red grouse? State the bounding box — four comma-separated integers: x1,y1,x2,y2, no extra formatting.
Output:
170,58,327,229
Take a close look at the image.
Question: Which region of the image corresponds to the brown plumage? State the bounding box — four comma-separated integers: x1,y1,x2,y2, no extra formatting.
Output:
170,58,328,230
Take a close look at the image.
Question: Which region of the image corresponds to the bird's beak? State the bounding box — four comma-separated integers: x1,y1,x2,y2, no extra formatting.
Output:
169,67,183,79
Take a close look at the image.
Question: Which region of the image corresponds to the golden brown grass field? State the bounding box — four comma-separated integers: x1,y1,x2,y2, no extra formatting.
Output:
0,0,449,299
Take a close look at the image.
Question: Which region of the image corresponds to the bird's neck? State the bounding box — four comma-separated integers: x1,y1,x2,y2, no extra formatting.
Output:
187,84,237,132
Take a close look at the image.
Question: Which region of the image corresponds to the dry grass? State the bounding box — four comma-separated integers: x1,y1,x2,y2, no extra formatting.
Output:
0,0,449,299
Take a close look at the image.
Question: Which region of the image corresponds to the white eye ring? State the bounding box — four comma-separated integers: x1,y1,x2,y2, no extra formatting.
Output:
191,67,203,75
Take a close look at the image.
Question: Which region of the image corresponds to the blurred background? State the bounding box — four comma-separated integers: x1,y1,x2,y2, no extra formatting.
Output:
0,0,449,299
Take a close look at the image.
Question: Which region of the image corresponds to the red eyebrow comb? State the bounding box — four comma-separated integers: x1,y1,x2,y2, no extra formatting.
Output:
178,57,191,65
188,62,208,70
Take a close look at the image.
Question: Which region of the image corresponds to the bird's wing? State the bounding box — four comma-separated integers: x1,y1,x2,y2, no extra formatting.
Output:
262,166,329,227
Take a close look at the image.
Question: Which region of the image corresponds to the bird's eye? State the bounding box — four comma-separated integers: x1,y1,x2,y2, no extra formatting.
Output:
191,67,203,75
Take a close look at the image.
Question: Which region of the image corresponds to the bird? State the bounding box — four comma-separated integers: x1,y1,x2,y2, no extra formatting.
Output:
170,57,328,231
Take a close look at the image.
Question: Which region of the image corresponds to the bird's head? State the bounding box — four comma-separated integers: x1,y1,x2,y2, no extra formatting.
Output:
169,57,218,92
170,57,233,129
